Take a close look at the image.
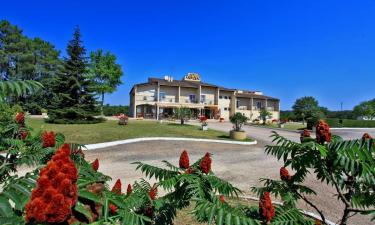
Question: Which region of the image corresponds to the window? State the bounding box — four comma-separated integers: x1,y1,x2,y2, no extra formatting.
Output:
219,95,223,99
228,96,231,99
224,107,228,111
224,96,228,99
159,92,166,101
228,108,231,111
256,101,262,109
189,94,196,103
236,100,240,109
200,95,206,103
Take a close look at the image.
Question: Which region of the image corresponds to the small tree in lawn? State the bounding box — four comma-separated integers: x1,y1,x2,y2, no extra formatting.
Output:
175,107,191,125
88,49,123,115
260,108,272,125
230,112,248,131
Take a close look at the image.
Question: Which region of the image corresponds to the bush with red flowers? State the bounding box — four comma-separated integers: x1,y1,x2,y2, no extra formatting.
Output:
127,184,133,195
25,144,78,223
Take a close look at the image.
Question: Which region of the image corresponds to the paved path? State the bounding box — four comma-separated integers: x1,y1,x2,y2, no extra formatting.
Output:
84,123,372,224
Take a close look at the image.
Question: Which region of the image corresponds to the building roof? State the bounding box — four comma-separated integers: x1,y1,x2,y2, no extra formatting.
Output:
130,77,278,101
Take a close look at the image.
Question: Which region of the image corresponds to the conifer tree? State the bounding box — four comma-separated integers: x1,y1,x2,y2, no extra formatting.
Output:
47,27,100,124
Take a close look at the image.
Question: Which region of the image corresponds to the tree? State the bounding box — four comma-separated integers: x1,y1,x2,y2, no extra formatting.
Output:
88,49,123,115
174,107,191,124
292,96,321,125
47,27,100,124
230,112,248,131
260,108,272,125
0,20,62,112
353,98,375,120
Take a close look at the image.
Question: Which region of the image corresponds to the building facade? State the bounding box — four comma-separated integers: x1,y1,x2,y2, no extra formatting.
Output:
129,73,280,121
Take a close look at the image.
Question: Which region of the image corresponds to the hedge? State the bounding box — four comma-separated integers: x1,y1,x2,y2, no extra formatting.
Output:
103,105,129,116
325,118,375,128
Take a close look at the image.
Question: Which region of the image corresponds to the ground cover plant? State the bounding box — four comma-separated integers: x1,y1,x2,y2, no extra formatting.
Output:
1,107,375,224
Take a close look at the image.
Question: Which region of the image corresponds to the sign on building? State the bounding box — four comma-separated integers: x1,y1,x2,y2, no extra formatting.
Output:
184,73,201,82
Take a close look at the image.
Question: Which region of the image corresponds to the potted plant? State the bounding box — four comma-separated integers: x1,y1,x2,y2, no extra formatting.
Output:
200,116,208,130
117,113,128,125
219,117,225,122
229,113,248,140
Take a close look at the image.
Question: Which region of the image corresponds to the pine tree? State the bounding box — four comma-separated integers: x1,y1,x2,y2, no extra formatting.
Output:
47,27,100,124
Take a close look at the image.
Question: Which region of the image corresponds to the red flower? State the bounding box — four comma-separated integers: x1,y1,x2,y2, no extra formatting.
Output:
362,133,372,140
15,112,25,124
219,195,225,203
25,144,78,223
20,130,28,140
42,131,56,148
109,203,117,214
179,150,190,169
199,152,212,174
91,159,99,171
149,185,157,200
199,116,207,122
145,204,153,218
316,120,332,144
301,129,311,137
111,179,122,195
259,192,275,224
127,184,133,195
186,167,194,174
315,219,322,225
280,167,292,181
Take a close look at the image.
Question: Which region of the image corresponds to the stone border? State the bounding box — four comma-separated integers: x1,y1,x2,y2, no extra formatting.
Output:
85,137,257,150
240,195,337,225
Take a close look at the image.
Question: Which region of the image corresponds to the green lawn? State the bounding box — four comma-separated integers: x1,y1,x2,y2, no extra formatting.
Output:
27,118,251,144
253,123,306,131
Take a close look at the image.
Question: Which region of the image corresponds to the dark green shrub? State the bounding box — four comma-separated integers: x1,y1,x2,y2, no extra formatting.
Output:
326,118,375,128
230,112,248,131
103,105,129,116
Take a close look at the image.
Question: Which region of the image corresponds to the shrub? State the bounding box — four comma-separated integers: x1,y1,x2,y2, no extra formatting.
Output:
230,112,248,131
102,104,129,116
326,118,375,128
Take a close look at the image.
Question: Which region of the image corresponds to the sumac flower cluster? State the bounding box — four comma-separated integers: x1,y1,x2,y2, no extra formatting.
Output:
179,150,190,169
316,120,331,144
199,152,212,174
91,158,99,171
42,131,56,148
280,167,292,181
25,144,78,223
259,192,275,224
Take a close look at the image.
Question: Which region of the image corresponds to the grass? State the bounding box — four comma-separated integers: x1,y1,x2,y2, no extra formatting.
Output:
27,118,252,144
253,123,306,131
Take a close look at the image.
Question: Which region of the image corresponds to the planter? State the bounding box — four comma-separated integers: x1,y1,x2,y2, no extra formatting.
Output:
278,123,284,128
230,130,247,140
202,125,208,131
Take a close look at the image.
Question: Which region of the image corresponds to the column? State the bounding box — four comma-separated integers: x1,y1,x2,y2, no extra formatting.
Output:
133,86,137,118
156,84,160,102
178,86,181,103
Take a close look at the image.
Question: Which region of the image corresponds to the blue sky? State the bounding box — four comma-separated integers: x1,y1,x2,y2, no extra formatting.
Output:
3,0,375,110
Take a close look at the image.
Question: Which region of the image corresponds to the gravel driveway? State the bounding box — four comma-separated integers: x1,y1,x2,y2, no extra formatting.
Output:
85,123,373,224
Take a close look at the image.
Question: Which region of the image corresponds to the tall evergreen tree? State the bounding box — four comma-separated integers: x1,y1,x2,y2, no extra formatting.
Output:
47,27,100,124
